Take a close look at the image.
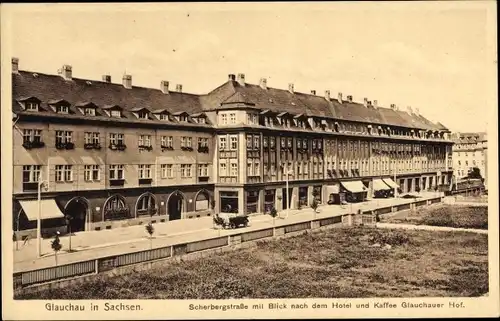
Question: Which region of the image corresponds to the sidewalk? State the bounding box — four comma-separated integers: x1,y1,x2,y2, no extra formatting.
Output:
376,222,488,234
13,194,436,272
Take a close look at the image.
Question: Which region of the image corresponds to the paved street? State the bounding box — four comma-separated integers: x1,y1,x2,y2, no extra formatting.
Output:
13,192,442,272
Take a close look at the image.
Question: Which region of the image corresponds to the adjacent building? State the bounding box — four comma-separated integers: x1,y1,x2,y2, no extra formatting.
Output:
11,58,454,237
451,132,488,186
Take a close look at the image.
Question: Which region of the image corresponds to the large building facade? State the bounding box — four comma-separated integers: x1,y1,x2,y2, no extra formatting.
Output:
451,132,488,186
11,59,454,237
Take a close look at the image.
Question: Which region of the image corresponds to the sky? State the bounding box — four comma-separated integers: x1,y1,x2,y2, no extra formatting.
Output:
2,2,497,133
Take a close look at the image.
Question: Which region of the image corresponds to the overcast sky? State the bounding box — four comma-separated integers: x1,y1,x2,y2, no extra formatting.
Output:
3,2,496,133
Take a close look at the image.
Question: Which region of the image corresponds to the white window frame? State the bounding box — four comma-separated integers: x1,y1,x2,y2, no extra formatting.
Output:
138,164,152,179
26,102,39,111
230,135,238,150
219,162,227,176
230,113,236,124
110,110,121,118
22,165,41,182
198,164,209,177
221,114,228,125
109,165,125,180
84,165,100,182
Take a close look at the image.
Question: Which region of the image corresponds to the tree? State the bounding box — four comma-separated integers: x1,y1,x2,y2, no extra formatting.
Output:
270,207,278,231
51,232,62,266
467,167,482,179
65,215,73,252
210,199,216,211
145,222,154,250
311,198,319,213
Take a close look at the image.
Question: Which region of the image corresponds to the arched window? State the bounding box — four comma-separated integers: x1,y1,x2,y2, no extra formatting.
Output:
104,195,129,221
195,190,210,211
136,193,157,217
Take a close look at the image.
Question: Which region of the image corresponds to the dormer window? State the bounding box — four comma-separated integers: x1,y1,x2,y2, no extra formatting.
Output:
26,102,40,111
84,108,96,116
138,111,148,119
111,110,121,118
56,105,69,114
197,117,206,124
103,105,123,118
178,115,188,122
159,113,169,121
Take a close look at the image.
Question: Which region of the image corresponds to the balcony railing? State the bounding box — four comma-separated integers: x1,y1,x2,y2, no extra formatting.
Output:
197,146,209,153
181,146,194,152
84,143,102,150
22,140,45,150
109,178,125,187
138,178,152,185
22,182,38,192
138,145,153,151
109,143,126,151
55,142,75,150
161,145,174,151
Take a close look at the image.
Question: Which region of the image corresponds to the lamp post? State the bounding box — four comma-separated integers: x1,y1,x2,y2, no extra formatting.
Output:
282,164,294,219
37,179,48,258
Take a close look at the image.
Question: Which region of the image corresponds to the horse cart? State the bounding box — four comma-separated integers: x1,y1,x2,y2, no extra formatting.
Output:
213,213,249,229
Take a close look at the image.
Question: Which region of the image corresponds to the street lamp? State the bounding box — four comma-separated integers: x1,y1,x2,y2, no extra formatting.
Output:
37,179,48,258
282,164,294,219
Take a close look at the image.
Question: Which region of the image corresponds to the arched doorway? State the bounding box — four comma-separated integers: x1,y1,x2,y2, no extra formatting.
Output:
64,197,89,232
103,194,129,221
194,190,210,211
136,192,158,217
167,191,184,220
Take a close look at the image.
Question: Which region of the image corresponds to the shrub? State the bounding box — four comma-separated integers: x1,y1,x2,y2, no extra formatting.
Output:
368,230,411,246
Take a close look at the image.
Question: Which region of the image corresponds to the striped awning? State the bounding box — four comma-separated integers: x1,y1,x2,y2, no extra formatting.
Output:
341,181,366,193
19,199,65,221
326,184,340,195
373,178,391,191
382,178,400,189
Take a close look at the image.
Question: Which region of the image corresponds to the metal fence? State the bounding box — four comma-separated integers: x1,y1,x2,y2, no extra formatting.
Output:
319,216,342,227
284,222,311,234
240,228,274,242
115,247,171,267
21,260,95,286
186,236,228,253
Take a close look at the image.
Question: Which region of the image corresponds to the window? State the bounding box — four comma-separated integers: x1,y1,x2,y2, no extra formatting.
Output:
181,137,192,148
22,165,41,182
270,137,275,148
138,165,152,179
22,129,42,144
110,110,121,118
254,136,260,149
230,162,238,176
197,117,206,124
84,132,100,144
465,161,468,166
25,102,39,111
198,137,209,148
84,108,96,116
55,165,73,182
230,135,238,150
109,133,124,145
161,136,173,147
55,131,73,144
56,105,69,114
198,164,209,177
253,114,258,124
247,135,253,149
159,113,169,121
254,160,260,175
302,139,307,149
263,137,268,148
177,115,188,122
219,163,227,176
297,138,302,148
161,164,173,178
138,135,151,147
137,111,148,119
247,160,253,176
84,165,100,181
219,136,227,150
181,164,192,178
230,113,236,124
287,138,292,148
281,138,286,148
221,114,227,125
109,165,124,180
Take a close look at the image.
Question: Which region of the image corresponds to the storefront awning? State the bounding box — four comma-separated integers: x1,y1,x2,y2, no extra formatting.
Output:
373,178,391,191
326,185,340,195
382,178,400,189
19,199,65,221
341,180,366,193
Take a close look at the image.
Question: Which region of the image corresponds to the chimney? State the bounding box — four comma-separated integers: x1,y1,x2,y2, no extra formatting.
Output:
161,80,170,94
122,74,132,89
373,100,378,109
324,90,331,101
414,107,420,116
310,90,316,95
102,75,111,83
176,84,183,93
407,106,413,114
347,95,353,103
228,74,236,82
367,100,372,107
12,57,19,73
363,98,368,107
390,104,397,110
260,78,267,90
288,83,294,94
337,92,343,104
60,64,72,81
237,73,245,86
